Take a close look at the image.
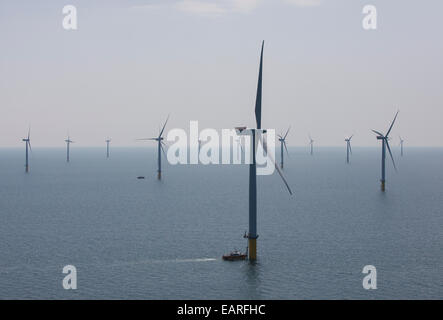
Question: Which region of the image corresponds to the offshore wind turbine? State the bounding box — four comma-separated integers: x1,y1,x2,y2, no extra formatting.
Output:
399,136,404,157
345,135,353,164
138,115,169,180
105,138,111,158
22,127,32,173
372,111,399,192
278,127,290,168
65,135,74,163
309,135,314,155
235,41,292,261
234,136,244,162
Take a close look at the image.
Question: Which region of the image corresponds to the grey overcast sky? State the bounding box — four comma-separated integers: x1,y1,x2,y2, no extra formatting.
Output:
0,0,442,147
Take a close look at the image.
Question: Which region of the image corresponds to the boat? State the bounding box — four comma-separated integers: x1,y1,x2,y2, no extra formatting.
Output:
222,250,247,261
137,176,145,179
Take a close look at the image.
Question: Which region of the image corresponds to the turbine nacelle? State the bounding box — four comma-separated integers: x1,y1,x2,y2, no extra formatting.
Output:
235,127,267,136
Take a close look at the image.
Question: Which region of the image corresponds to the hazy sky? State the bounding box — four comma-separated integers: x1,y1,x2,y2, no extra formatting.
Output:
1,0,442,147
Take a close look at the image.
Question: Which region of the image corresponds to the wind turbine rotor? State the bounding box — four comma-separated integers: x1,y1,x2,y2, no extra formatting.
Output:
283,140,289,157
254,41,264,130
137,138,158,141
386,110,399,137
385,140,397,171
160,142,167,158
159,114,170,138
283,126,291,139
257,133,293,195
371,129,384,137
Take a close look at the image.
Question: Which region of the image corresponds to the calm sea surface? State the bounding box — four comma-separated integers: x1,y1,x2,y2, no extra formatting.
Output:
0,146,442,299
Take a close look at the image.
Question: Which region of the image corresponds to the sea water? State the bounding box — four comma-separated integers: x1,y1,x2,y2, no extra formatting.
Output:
0,147,442,299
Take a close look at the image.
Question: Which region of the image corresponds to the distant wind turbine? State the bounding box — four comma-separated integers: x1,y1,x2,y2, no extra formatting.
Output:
65,135,74,163
138,115,169,180
22,127,32,173
106,138,111,158
234,135,244,162
278,127,290,168
372,111,399,192
345,135,353,164
399,136,404,157
309,135,314,155
235,41,292,261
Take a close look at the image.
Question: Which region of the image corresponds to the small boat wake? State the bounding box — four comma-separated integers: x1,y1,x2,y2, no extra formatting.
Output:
104,257,217,268
172,258,217,263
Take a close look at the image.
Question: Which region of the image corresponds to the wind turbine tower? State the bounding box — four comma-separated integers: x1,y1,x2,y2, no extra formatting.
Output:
65,135,74,163
372,111,399,192
106,138,111,158
138,116,169,180
309,135,314,155
399,136,404,157
235,41,292,261
278,127,290,169
345,135,353,164
22,127,32,173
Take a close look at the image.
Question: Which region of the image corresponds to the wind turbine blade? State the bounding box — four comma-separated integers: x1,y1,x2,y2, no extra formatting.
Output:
28,140,32,153
159,114,170,138
27,126,31,140
386,110,399,137
372,130,383,136
386,141,397,171
283,126,291,139
137,138,157,141
160,143,167,158
258,133,293,195
255,41,264,129
284,141,290,157
349,142,352,154
349,134,354,140
238,137,244,153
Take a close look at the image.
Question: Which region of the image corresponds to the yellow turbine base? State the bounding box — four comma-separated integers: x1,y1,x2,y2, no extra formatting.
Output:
381,181,385,192
248,238,257,261
158,172,161,180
